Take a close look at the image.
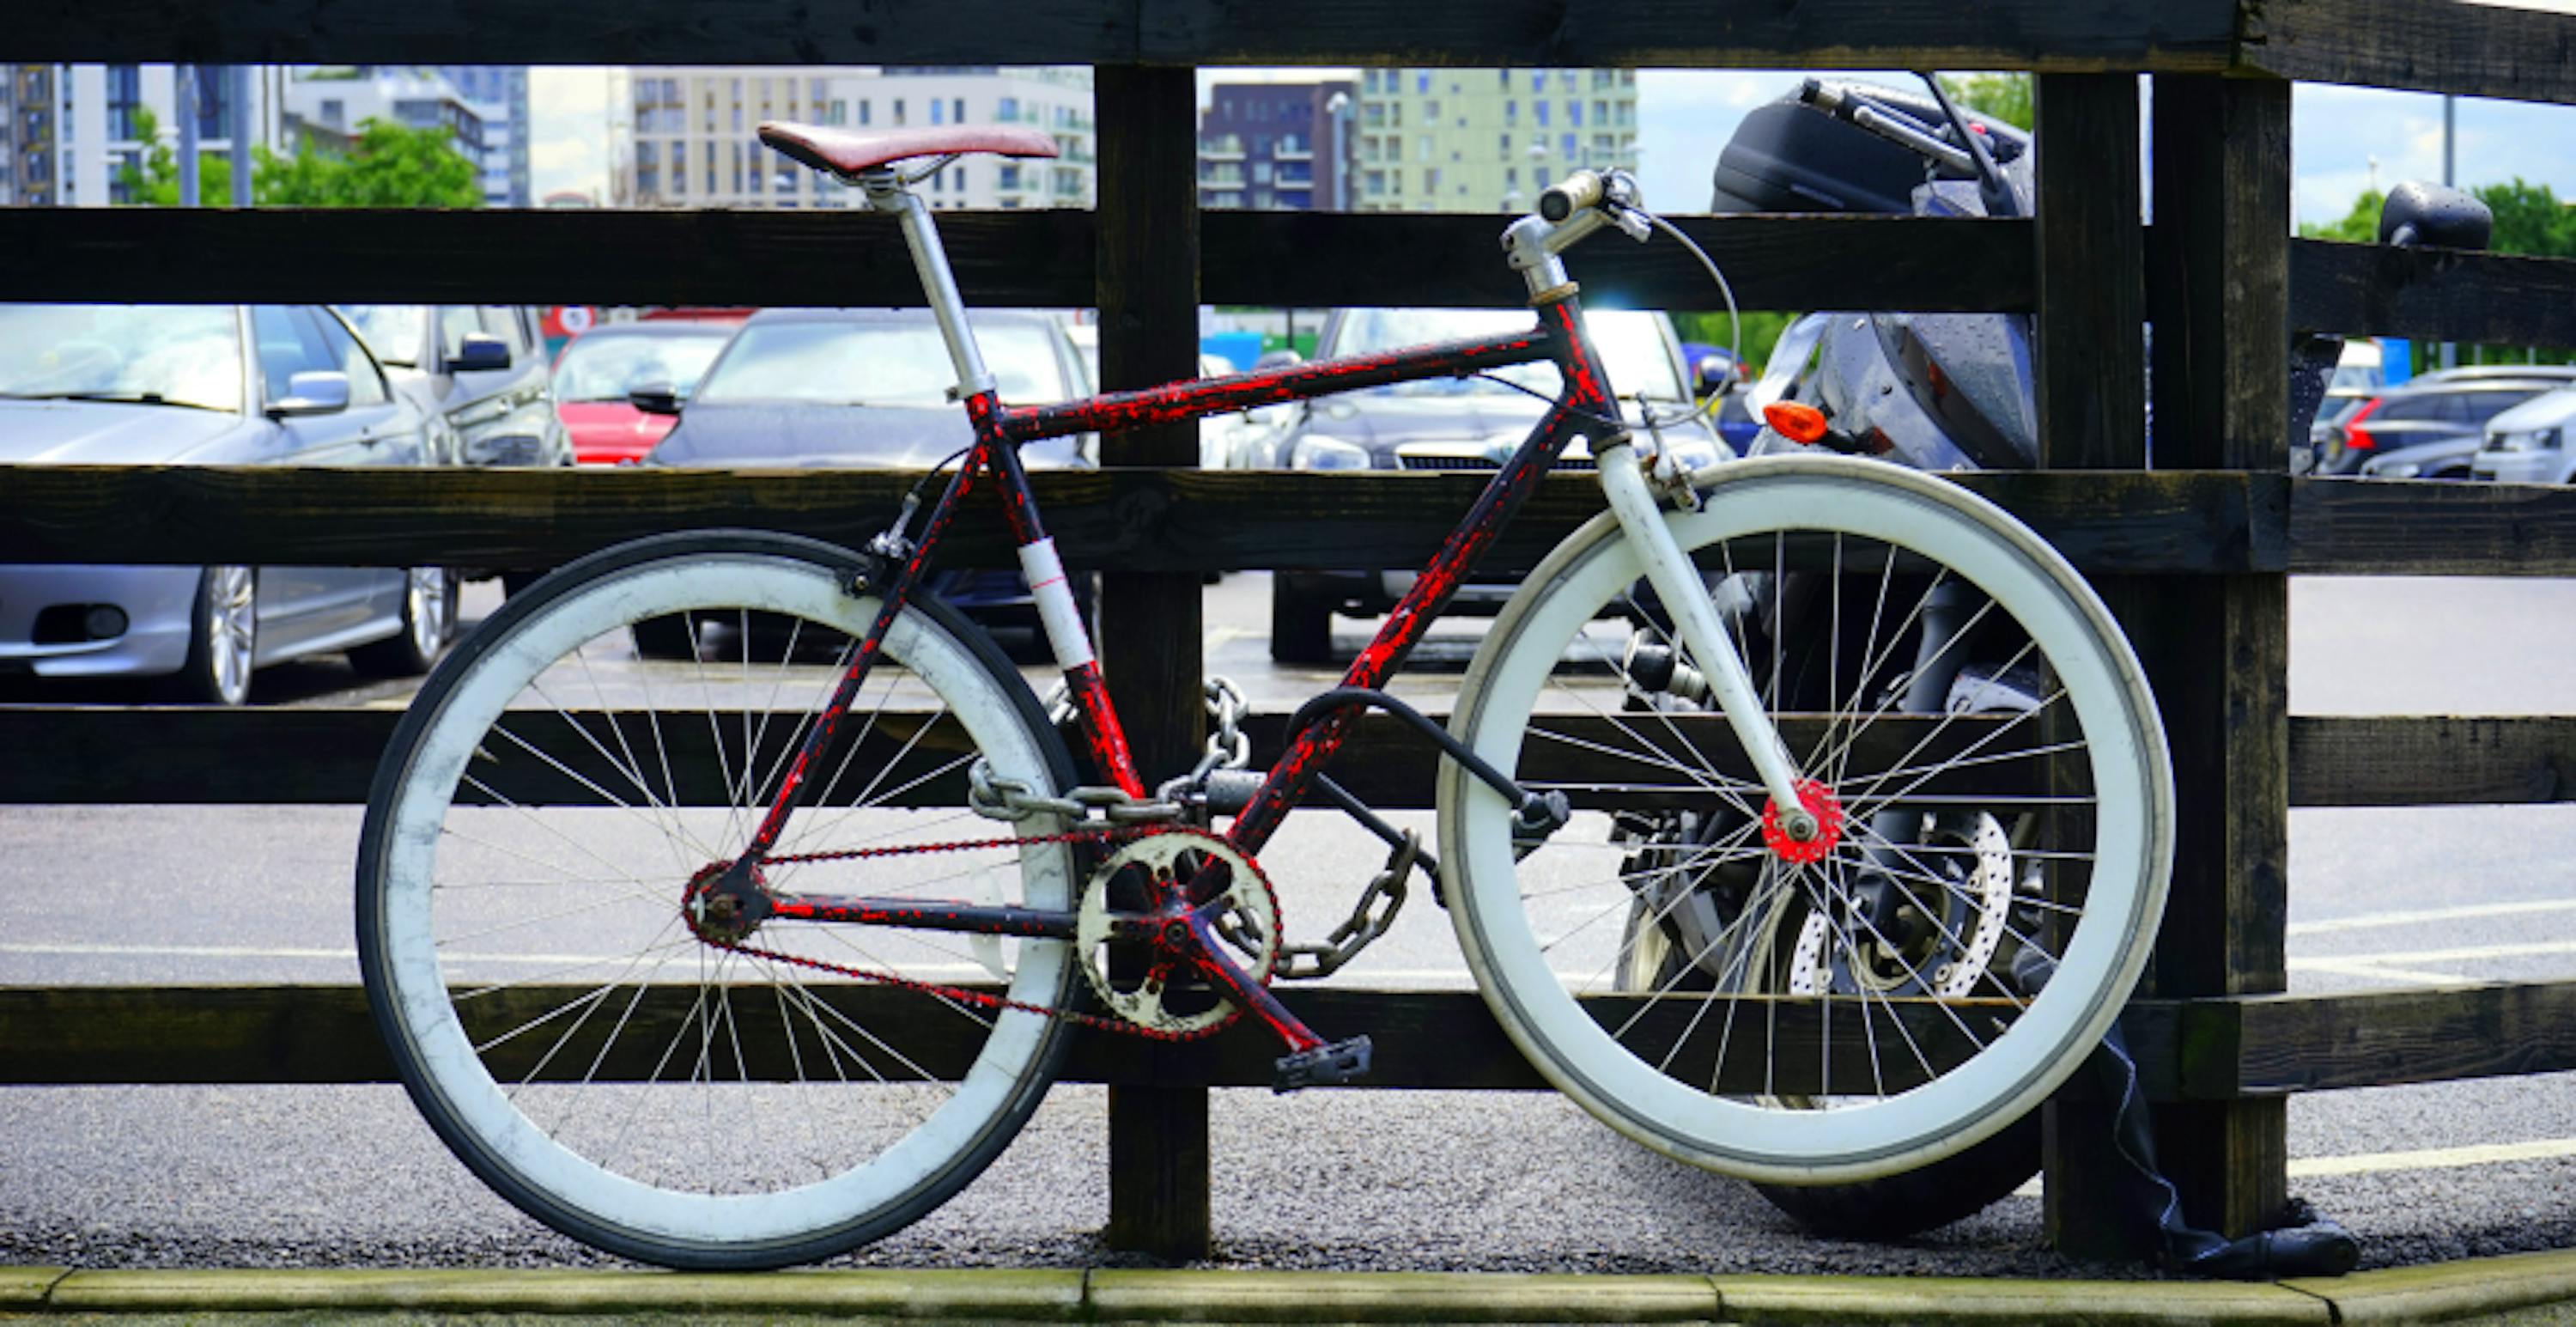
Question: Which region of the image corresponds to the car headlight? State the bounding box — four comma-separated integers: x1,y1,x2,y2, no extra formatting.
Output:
2372,461,2421,478
1287,434,1372,471
2488,428,2562,453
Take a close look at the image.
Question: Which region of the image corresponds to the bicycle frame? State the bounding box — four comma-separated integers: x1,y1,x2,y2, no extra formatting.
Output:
720,173,1801,1059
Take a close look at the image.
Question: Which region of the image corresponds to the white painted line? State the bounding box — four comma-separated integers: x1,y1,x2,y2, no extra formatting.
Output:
2290,898,2576,936
2306,938,2576,965
2286,955,2485,987
2013,1136,2576,1199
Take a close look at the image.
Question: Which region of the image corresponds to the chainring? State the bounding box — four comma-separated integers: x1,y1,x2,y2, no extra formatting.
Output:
1074,828,1280,1037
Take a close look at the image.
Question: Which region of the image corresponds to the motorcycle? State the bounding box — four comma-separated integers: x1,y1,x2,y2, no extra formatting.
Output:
1620,75,2489,1240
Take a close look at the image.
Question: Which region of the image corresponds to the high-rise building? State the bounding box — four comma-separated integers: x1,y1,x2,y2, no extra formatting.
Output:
621,66,1095,210
2,65,58,205
49,64,289,207
439,66,531,207
281,66,488,186
1353,67,1638,213
1197,80,1355,211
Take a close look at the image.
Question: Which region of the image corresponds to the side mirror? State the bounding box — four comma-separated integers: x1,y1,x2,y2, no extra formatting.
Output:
1693,357,1737,399
627,381,683,416
269,370,351,417
2379,181,2492,251
1747,314,1829,416
451,332,513,373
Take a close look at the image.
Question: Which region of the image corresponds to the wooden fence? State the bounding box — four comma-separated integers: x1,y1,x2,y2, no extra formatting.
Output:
9,0,2576,1262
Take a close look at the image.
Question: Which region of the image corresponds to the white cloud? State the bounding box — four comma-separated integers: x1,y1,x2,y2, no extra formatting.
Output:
528,66,610,204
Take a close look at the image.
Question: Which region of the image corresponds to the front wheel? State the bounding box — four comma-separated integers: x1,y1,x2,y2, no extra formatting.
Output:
1440,455,2170,1185
356,530,1083,1269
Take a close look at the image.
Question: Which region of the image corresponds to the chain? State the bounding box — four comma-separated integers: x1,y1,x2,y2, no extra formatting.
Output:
721,823,1212,1042
1275,831,1418,981
1194,676,1251,777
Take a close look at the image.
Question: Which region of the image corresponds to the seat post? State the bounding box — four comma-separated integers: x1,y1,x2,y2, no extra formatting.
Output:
862,173,996,400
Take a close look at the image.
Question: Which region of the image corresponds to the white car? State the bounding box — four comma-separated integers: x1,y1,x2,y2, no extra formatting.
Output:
2472,384,2576,484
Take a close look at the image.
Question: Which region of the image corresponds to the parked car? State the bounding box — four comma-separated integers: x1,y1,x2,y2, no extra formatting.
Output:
337,305,570,468
1260,306,1728,663
639,307,1093,650
550,320,738,465
2312,373,2566,477
2472,383,2576,484
0,303,452,703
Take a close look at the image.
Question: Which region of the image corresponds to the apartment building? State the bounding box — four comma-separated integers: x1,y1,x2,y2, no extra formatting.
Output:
1354,67,1638,212
624,66,1095,209
49,64,289,206
2,65,58,205
1197,80,1354,210
440,65,531,207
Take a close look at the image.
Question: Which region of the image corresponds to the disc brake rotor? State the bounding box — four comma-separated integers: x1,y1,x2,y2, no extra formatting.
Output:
1789,812,2014,999
1074,830,1279,1037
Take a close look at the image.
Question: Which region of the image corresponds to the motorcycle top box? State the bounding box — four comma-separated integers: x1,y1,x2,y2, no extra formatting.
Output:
1710,82,2028,216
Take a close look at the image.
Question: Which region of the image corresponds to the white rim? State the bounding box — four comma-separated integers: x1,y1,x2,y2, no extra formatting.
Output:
1442,458,2170,1183
206,565,254,704
374,551,1072,1246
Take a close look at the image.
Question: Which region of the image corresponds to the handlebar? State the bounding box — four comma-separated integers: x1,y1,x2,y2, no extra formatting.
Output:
1539,171,1606,223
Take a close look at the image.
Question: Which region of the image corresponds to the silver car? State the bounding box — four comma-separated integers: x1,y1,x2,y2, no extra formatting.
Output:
0,303,452,703
2473,383,2576,484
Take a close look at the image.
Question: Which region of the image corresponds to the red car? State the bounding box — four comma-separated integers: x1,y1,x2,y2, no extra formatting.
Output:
550,320,738,465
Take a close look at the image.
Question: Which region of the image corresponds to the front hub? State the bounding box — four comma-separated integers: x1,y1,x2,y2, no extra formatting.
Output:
683,857,775,945
1760,779,1844,865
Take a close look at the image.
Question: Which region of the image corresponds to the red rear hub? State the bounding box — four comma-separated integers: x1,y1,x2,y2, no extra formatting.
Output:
1761,779,1844,864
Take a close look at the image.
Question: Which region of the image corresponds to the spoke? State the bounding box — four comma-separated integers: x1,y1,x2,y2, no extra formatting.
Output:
1808,543,1900,778
1815,592,2008,788
687,642,750,851
1841,822,2063,995
1799,863,1999,1054
442,788,673,915
1611,861,1795,1042
772,669,902,856
453,924,692,1005
1850,737,2090,794
483,717,691,843
1844,679,2061,820
560,651,716,867
434,883,675,951
1810,856,1935,1093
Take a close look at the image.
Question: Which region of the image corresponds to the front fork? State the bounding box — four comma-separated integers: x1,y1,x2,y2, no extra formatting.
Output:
1593,441,1819,840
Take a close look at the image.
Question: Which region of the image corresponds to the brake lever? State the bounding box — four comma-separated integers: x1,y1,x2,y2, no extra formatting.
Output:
1607,204,1654,243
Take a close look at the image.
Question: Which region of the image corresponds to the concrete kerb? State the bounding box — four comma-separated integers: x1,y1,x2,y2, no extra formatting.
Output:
3,1252,2575,1323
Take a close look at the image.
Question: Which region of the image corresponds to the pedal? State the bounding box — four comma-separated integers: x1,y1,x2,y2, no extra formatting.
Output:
1273,1035,1373,1093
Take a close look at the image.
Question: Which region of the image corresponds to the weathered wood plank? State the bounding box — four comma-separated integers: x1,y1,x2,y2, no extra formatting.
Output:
1095,64,1212,1261
7,0,2239,70
0,208,2027,314
2287,716,2576,807
2233,979,2576,1096
0,706,2024,808
2290,478,2576,576
2131,70,2295,1244
2240,0,2576,106
0,466,2278,575
2290,240,2576,350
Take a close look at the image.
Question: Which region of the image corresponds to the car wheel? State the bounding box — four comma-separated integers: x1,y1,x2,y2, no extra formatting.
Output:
171,565,258,705
352,566,455,677
1268,575,1335,666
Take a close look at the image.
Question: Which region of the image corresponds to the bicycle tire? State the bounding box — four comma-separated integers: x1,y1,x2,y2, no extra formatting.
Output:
1440,454,2171,1184
357,529,1081,1269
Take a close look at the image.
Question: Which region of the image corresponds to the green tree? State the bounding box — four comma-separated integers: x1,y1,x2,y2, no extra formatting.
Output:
116,105,483,208
2298,187,2385,243
2300,178,2573,365
1938,73,2033,133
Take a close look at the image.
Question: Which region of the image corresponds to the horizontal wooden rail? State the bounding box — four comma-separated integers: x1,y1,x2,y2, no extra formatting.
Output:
0,466,2284,574
0,210,2027,313
9,0,2242,71
2241,0,2576,105
2288,240,2576,350
1,707,2565,811
15,977,2566,1105
17,466,2576,578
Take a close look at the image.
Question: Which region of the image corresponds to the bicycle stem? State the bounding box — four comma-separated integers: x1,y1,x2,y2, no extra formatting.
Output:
1593,440,1816,833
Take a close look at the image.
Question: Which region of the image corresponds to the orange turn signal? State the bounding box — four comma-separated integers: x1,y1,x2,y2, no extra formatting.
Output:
1763,401,1830,445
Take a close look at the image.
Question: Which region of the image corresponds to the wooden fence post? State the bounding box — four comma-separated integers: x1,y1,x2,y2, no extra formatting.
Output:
2029,70,2154,1261
2139,71,2295,1239
1093,62,1214,1262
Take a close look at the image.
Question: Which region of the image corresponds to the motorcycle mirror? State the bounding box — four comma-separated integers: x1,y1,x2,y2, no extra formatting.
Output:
2379,180,2492,251
1748,313,1829,416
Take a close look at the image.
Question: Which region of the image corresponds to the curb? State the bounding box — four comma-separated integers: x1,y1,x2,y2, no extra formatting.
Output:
0,1251,2571,1323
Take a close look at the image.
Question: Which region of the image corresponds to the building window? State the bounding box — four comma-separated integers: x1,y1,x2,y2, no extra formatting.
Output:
1505,100,1516,122
999,95,1018,121
932,98,945,125
106,64,142,140
1531,70,1546,93
1415,71,1429,94
1560,70,1577,91
952,97,965,124
1562,131,1576,159
1426,167,1439,194
893,99,906,126
859,100,872,125
1569,101,1582,127
1535,101,1549,127
1425,100,1438,120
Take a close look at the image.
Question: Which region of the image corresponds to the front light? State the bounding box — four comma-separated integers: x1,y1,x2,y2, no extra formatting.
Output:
2489,428,2563,453
1287,434,1372,471
2373,461,2422,478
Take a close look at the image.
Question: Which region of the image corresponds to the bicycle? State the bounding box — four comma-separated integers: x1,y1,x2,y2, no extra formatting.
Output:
355,119,2173,1269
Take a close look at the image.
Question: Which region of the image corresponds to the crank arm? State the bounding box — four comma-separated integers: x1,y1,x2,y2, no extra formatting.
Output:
1175,908,1326,1054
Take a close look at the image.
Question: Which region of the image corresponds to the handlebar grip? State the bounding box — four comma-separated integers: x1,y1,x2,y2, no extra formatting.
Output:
1539,171,1604,223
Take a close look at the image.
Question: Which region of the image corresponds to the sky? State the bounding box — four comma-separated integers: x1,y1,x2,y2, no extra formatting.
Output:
527,67,2576,228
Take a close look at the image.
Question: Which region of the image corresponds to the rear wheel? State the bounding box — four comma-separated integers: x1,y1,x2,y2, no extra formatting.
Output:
1442,456,2170,1185
357,531,1081,1269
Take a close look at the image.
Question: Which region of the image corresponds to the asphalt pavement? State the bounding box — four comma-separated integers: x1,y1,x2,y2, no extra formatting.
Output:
4,572,2576,1279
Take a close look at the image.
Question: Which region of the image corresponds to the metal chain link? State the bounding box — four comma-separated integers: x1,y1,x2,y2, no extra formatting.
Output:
1275,831,1418,981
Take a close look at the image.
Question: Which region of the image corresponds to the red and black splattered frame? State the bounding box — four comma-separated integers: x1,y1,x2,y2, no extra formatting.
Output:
734,294,1626,1055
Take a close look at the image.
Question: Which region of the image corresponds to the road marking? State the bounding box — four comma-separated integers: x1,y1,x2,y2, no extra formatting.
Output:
2303,938,2576,966
2014,1136,2576,1196
2290,898,2576,936
2286,955,2487,986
